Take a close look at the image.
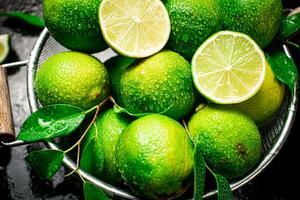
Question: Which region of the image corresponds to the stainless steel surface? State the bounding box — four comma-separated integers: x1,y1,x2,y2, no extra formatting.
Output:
26,28,299,199
2,60,28,68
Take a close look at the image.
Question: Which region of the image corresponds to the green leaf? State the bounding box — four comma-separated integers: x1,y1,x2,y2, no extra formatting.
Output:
113,104,151,118
266,51,298,93
113,103,174,118
193,143,206,200
0,12,45,28
26,150,64,180
106,56,136,105
214,174,233,200
80,135,104,175
17,104,85,142
279,13,300,40
83,181,110,200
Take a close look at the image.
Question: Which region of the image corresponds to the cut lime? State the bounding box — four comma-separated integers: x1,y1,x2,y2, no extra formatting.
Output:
0,34,10,64
99,0,171,58
192,31,266,104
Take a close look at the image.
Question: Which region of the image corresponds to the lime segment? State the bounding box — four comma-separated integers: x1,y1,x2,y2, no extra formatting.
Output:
192,31,266,104
0,34,10,64
99,0,171,58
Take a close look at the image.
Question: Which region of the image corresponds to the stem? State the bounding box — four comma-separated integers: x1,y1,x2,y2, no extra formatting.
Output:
287,41,300,51
182,119,193,141
64,96,111,154
84,105,98,115
205,163,215,176
64,165,78,177
63,96,111,178
64,144,81,178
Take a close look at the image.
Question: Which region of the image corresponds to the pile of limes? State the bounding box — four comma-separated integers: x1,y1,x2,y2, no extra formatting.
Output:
35,0,286,199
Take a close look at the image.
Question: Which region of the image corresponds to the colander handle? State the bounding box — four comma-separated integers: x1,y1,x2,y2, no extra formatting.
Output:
0,66,15,142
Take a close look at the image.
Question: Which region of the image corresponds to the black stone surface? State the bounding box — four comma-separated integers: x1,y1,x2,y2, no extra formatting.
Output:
0,1,299,200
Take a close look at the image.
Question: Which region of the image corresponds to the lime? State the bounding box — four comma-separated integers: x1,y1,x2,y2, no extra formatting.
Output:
234,63,285,126
116,114,194,199
192,31,266,104
119,50,196,120
0,34,9,64
164,0,222,60
188,104,261,179
43,0,107,53
99,0,171,58
219,0,283,48
35,52,110,110
83,109,132,185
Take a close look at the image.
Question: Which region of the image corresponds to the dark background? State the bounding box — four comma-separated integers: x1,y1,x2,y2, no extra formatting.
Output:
0,0,299,199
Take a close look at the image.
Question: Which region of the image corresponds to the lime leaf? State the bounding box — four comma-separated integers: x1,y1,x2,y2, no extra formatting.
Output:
113,104,150,118
17,104,85,142
0,12,45,28
214,174,233,200
80,135,104,175
193,143,206,200
113,103,174,118
25,150,64,180
0,34,10,64
266,51,298,93
279,13,300,40
83,182,110,200
106,56,136,104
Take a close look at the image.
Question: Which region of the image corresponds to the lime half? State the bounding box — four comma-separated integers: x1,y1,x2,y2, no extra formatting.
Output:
99,0,170,58
192,31,266,104
0,34,9,64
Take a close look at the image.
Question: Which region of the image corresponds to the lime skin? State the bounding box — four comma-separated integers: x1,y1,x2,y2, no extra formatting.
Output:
43,0,107,53
116,114,194,199
188,104,262,179
35,51,110,110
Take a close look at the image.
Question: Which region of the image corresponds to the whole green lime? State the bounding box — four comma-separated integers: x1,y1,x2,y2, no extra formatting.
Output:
43,0,107,53
219,0,283,48
119,50,196,120
234,63,285,126
188,104,261,179
116,114,194,199
164,0,222,60
82,109,132,185
35,51,110,110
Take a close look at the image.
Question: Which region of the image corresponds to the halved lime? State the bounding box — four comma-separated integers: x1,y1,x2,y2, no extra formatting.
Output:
192,31,266,104
0,34,10,64
99,0,170,58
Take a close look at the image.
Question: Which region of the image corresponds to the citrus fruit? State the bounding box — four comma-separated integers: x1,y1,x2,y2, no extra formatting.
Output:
188,104,262,179
99,0,171,58
119,50,196,120
192,31,266,104
82,109,132,185
0,34,9,64
219,0,283,48
164,0,222,60
43,0,107,53
116,114,194,199
234,63,285,126
35,52,110,110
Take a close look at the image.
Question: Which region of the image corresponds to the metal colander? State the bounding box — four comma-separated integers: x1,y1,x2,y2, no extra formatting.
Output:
23,28,298,199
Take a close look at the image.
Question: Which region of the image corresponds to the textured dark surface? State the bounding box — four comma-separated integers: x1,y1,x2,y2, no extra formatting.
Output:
0,1,299,200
